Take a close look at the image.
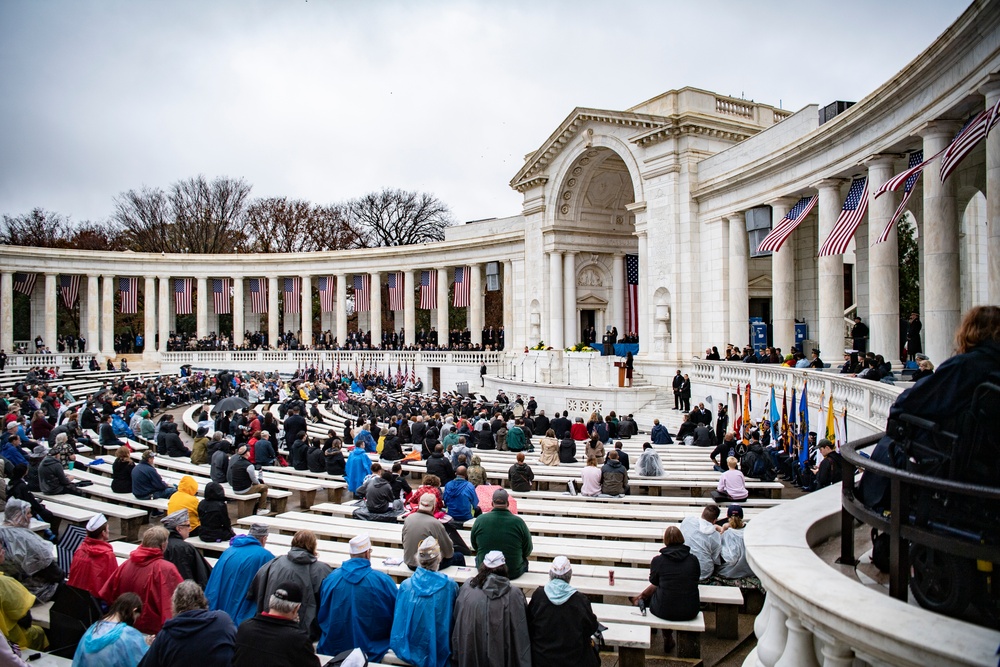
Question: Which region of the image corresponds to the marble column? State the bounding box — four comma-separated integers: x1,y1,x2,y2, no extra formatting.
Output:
636,231,650,351
502,260,513,348
101,275,115,357
86,275,100,354
335,274,347,346
195,277,208,339
43,274,57,352
612,254,625,334
436,268,448,342
769,199,797,354
370,272,382,347
301,275,313,348
981,79,1000,304
143,276,157,360
158,277,169,353
866,156,900,361
549,252,564,349
404,270,416,346
921,122,961,365
232,278,244,347
469,263,483,346
817,179,847,361
563,252,577,345
267,277,280,344
728,212,750,348
0,272,12,353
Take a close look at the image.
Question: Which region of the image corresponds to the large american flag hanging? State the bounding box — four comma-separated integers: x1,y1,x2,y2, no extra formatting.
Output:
387,272,405,311
12,272,36,296
318,276,335,313
818,177,869,257
284,277,301,314
249,278,268,314
353,274,370,312
59,275,80,309
625,254,639,334
419,270,437,310
756,195,819,253
118,277,138,314
873,151,924,245
174,278,193,315
213,278,231,314
940,98,1000,182
453,266,470,308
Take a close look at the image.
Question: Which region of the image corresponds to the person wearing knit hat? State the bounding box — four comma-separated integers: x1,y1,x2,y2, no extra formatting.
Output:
526,554,600,666
67,513,117,600
453,547,531,666
390,535,459,667
317,532,398,661
205,524,275,626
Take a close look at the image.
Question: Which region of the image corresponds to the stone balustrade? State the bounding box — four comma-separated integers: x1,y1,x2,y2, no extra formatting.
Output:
155,349,501,370
745,485,1000,667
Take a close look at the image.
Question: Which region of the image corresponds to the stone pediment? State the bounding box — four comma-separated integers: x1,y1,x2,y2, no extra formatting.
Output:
510,107,668,192
576,293,609,308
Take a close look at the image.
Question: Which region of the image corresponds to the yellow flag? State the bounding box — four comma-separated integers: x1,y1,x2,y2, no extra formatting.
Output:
825,393,836,443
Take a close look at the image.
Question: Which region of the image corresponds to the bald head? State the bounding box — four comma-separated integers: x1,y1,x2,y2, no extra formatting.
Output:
456,466,468,479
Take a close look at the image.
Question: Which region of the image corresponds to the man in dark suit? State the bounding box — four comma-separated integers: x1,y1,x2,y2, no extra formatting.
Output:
695,403,712,427
672,370,684,410
282,407,307,452
549,411,571,440
533,410,550,436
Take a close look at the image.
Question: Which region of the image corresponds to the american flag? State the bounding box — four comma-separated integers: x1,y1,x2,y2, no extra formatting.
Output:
873,151,925,245
818,177,869,257
387,272,405,311
249,278,268,314
213,278,231,314
625,254,639,334
12,272,36,296
453,266,470,308
755,195,819,253
318,276,334,313
173,278,192,315
59,274,80,309
419,270,437,310
119,277,138,314
283,277,301,314
410,363,417,384
396,360,403,385
353,275,370,312
940,98,1000,182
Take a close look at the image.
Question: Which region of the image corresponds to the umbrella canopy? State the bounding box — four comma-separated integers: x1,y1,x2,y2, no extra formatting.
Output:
213,396,250,414
56,524,87,574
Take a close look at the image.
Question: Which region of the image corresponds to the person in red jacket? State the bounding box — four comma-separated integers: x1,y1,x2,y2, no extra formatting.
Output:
67,514,118,600
99,526,183,634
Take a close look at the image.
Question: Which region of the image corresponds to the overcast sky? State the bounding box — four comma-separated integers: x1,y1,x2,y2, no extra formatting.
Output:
0,0,969,228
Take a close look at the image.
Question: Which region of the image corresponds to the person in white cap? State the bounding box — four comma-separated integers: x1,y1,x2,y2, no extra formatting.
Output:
526,556,600,667
390,536,459,667
67,513,117,600
452,550,531,666
317,533,398,661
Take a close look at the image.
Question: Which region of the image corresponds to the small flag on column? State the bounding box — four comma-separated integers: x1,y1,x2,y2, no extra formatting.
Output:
353,275,370,312
625,254,639,335
59,275,80,309
940,98,1000,182
249,278,268,313
283,277,301,314
818,177,869,257
756,195,819,253
420,270,437,310
213,278,231,314
453,266,470,308
319,276,335,313
388,272,405,311
12,272,36,296
119,277,138,314
872,150,930,245
174,278,193,315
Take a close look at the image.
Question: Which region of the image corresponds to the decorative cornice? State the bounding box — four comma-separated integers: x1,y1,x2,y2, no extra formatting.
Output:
513,176,548,193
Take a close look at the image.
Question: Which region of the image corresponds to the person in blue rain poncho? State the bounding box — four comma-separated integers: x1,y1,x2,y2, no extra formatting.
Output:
345,445,373,494
389,536,458,667
353,424,378,453
316,533,398,660
205,524,274,625
72,593,148,667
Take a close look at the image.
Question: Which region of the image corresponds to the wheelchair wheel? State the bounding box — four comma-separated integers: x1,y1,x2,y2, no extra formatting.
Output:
909,545,973,617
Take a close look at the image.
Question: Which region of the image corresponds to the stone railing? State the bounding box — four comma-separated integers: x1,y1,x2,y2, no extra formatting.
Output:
4,353,93,368
745,484,1000,667
716,96,755,119
158,349,501,368
687,361,902,436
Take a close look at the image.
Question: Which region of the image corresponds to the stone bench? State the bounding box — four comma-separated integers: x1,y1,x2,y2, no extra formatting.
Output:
38,495,148,541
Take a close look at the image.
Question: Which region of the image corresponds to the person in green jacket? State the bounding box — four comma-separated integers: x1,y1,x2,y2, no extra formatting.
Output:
470,489,532,578
506,420,527,452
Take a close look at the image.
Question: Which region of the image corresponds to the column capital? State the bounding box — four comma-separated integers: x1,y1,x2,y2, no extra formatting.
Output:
768,196,800,210
978,73,1000,99
861,153,903,167
726,211,746,222
917,119,962,140
813,177,848,192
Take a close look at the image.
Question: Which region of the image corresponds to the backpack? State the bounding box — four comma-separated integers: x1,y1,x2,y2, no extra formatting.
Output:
111,413,134,438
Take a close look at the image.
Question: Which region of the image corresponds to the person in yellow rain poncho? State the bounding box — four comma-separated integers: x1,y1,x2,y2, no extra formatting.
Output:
0,542,48,651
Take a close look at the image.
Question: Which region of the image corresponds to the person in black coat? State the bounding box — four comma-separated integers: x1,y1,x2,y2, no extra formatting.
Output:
197,482,234,543
290,434,310,470
233,582,317,667
111,446,135,493
282,408,307,451
526,556,600,667
324,441,346,476
476,427,495,450
630,526,700,652
549,411,572,440
140,580,236,667
426,444,455,484
162,510,212,587
380,429,404,461
558,436,577,464
306,440,326,473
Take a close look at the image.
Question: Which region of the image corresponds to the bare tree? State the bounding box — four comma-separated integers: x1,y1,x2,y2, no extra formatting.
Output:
113,186,173,252
0,208,70,247
345,188,453,247
243,198,363,253
63,220,126,251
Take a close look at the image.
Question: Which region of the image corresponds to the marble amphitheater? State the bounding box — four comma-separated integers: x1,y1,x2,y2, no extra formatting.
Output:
2,1,999,665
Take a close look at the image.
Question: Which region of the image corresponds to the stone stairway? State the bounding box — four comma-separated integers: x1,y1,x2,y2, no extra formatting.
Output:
631,387,686,434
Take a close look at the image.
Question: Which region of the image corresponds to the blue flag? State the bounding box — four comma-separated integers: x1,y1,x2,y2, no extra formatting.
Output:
798,381,810,469
769,387,780,444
